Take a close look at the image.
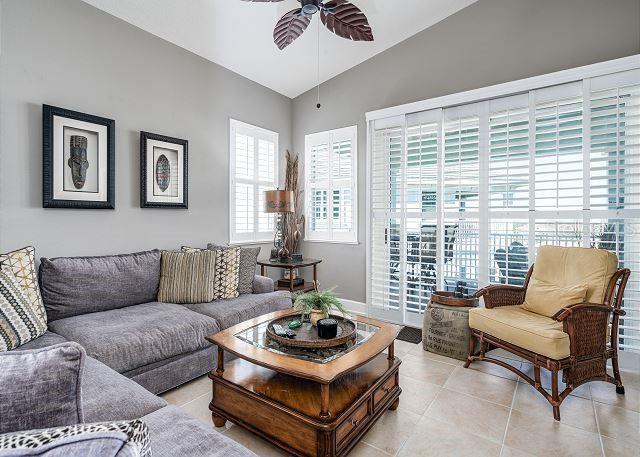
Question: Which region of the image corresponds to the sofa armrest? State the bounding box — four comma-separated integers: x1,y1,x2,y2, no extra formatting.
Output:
252,275,274,294
473,285,525,309
0,343,85,434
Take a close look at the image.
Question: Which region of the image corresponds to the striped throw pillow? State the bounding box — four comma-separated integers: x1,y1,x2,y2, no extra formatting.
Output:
0,267,47,351
157,250,216,304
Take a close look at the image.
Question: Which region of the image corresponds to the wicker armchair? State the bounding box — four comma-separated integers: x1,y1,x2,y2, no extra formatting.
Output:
465,247,630,421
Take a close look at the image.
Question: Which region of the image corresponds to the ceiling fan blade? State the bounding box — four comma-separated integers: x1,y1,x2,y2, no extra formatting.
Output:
321,0,373,42
273,8,311,50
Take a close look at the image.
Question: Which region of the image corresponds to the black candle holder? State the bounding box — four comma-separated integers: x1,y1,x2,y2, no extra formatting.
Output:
317,318,338,339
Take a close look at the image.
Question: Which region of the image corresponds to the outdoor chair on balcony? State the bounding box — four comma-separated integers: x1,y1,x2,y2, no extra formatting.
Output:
465,245,630,420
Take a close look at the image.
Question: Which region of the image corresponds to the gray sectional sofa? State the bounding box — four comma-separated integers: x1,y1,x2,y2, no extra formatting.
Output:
5,249,292,456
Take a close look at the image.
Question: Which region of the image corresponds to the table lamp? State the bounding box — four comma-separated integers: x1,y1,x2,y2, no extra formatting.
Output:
264,189,294,260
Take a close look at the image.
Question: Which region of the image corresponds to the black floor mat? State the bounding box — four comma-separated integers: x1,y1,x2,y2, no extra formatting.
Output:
396,326,422,344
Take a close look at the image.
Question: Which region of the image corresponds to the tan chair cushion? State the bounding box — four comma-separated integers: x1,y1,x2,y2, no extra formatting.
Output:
522,278,588,317
529,245,618,305
469,305,570,359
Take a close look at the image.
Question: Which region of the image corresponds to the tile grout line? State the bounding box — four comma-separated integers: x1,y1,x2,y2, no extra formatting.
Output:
590,385,606,457
499,363,521,457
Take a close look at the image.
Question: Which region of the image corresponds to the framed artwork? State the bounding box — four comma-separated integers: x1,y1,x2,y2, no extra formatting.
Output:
42,105,115,209
140,131,188,208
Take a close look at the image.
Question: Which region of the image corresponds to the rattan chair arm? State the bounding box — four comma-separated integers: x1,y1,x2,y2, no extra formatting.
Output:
473,285,525,309
552,302,614,322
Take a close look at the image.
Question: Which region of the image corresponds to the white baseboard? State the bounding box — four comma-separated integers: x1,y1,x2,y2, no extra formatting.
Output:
341,299,367,316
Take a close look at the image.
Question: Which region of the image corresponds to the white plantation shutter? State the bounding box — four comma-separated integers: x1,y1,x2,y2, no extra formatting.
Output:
370,117,405,322
305,126,357,243
230,119,278,243
533,83,584,211
366,63,640,352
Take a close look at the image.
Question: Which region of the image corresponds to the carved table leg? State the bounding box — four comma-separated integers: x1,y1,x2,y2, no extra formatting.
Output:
216,347,224,376
320,383,330,420
389,398,400,411
212,413,227,428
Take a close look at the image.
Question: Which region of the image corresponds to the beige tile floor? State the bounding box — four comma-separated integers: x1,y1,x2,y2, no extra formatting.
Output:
160,341,640,457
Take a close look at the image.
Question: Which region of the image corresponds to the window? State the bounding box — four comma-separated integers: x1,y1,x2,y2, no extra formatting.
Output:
229,119,278,244
305,126,358,243
367,59,640,351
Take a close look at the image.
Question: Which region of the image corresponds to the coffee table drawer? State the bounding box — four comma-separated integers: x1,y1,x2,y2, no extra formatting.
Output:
336,401,369,446
373,373,397,409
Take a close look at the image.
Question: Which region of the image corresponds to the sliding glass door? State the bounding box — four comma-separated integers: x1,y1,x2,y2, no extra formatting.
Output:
367,66,640,352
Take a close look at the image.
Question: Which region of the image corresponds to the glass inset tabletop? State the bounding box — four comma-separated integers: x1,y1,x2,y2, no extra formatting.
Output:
235,318,380,364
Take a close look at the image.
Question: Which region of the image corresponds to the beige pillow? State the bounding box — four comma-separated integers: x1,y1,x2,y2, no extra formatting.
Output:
522,278,588,317
157,250,216,304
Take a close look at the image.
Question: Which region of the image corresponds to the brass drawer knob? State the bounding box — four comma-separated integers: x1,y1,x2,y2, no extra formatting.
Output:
383,386,391,393
351,418,359,427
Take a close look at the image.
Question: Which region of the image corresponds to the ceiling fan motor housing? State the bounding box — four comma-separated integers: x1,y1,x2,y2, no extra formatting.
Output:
300,0,320,15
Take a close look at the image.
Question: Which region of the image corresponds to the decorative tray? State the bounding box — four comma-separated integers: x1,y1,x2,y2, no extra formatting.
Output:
430,291,479,308
266,314,356,349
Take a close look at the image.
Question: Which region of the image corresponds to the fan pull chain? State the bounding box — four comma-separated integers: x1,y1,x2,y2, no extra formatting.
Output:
316,13,321,109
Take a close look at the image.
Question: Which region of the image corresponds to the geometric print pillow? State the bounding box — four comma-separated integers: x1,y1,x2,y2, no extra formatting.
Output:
0,267,47,351
0,419,151,457
212,247,241,300
0,246,46,328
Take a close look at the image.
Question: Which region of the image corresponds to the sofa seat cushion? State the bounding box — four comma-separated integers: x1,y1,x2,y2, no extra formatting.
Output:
469,305,570,359
143,405,257,457
49,302,220,373
184,291,291,330
16,330,68,351
82,356,167,423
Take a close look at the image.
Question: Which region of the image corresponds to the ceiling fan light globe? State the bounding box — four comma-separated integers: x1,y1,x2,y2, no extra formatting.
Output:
301,0,319,15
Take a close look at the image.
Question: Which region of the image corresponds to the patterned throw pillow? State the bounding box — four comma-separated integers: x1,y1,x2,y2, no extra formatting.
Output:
0,246,46,327
0,268,47,351
207,244,260,295
213,247,241,300
157,250,216,304
0,419,151,457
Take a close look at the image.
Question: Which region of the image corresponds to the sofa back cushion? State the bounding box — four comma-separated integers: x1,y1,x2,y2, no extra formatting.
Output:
0,343,84,434
40,250,161,321
528,246,618,306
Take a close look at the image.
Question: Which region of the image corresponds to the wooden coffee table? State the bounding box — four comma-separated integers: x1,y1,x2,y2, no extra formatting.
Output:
206,309,402,457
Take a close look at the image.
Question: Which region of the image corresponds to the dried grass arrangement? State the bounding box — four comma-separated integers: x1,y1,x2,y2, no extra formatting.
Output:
284,150,304,255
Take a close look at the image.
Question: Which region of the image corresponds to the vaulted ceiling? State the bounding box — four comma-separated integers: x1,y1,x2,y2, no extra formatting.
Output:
82,0,477,98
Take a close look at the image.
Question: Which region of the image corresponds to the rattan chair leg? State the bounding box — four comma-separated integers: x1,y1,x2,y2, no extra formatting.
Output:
551,369,561,421
464,333,475,368
611,352,626,395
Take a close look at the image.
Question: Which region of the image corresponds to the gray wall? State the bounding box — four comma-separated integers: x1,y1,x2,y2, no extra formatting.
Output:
292,0,640,302
0,0,292,260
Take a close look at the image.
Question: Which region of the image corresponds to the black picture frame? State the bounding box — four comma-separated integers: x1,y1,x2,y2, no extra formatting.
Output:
140,131,188,209
42,104,115,209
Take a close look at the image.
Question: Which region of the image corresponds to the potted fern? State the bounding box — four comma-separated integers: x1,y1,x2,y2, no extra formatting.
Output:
293,282,348,326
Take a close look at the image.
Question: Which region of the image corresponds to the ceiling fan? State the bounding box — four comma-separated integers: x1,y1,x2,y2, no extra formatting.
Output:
242,0,374,50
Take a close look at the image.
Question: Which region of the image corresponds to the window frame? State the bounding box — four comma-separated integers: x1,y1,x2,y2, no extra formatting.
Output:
229,118,279,245
304,125,358,244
